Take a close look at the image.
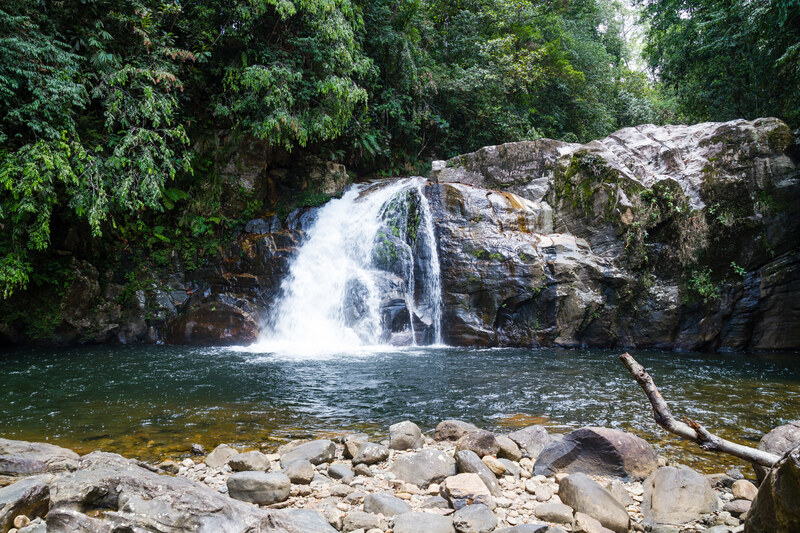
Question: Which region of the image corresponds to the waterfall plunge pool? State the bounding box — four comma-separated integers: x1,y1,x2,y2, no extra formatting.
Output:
1,344,798,473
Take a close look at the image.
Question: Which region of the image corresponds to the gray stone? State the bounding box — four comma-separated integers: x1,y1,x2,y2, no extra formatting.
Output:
352,443,390,466
495,525,555,533
498,458,521,478
244,215,282,234
745,445,800,533
452,503,497,533
731,479,757,501
227,471,291,505
573,512,615,533
343,434,369,459
753,420,800,483
391,449,457,488
363,492,412,516
0,439,79,477
642,466,719,525
441,473,495,510
281,509,338,532
0,475,51,532
282,459,315,484
280,439,336,466
389,421,424,450
703,526,732,533
329,463,355,481
421,495,451,509
435,420,479,441
343,510,386,531
601,479,634,507
227,450,271,472
508,426,552,460
535,427,657,481
535,502,574,524
496,435,523,461
723,500,751,516
455,450,501,496
392,512,456,533
558,473,629,533
354,463,373,477
19,520,46,533
456,430,500,458
205,443,238,469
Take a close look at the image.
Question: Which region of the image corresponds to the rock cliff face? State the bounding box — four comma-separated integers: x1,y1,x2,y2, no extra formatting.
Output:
428,117,800,350
2,118,797,351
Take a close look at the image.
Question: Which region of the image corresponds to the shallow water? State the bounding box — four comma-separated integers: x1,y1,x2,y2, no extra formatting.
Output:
1,345,798,474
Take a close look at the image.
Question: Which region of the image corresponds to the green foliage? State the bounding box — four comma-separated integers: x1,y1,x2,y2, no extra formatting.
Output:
730,261,747,277
638,0,800,127
687,267,720,303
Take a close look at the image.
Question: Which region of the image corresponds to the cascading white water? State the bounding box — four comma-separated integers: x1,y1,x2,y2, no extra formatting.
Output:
248,177,442,355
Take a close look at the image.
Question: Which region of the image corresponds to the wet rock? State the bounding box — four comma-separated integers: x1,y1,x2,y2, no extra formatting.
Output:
329,463,355,481
390,421,424,450
244,216,282,234
0,475,51,532
455,450,501,496
456,430,500,458
280,439,336,466
535,502,574,524
228,450,270,472
745,445,800,532
508,426,552,460
558,473,629,533
496,435,523,461
352,443,390,466
535,427,657,481
392,512,456,533
642,466,719,525
731,479,757,501
282,459,315,484
227,471,291,505
205,443,238,469
753,420,800,483
441,473,495,510
165,302,258,345
391,449,457,488
0,439,79,477
363,492,412,516
452,503,497,533
435,420,479,441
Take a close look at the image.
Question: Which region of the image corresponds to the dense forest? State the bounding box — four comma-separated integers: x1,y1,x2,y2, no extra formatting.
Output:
1,0,798,304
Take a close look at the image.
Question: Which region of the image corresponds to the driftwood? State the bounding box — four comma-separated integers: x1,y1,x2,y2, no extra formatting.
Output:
619,352,780,467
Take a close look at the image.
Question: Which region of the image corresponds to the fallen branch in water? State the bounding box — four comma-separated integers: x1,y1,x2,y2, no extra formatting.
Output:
619,352,780,467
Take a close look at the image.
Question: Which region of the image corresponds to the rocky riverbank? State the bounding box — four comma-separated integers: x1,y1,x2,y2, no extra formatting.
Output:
2,419,798,533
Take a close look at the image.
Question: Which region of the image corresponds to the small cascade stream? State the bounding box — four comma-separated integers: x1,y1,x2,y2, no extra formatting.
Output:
249,177,442,354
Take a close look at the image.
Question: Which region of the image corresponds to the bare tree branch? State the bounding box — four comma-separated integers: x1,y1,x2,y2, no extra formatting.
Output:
619,352,780,467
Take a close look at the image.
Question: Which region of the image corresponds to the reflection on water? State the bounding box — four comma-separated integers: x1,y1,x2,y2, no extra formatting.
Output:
0,345,798,473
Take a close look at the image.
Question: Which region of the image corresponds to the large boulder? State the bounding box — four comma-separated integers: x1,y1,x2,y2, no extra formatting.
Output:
456,430,500,458
0,475,51,531
279,439,336,466
390,449,457,488
534,427,657,481
753,420,800,483
455,450,501,496
0,439,79,479
508,426,552,460
227,450,271,472
226,471,291,505
558,473,630,533
641,466,719,525
435,420,479,441
744,445,800,533
389,421,424,450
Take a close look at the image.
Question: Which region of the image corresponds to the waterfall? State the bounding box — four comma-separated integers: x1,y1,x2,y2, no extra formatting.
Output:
251,177,442,354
